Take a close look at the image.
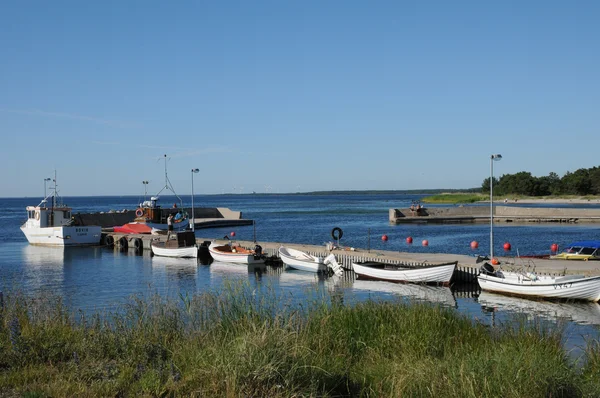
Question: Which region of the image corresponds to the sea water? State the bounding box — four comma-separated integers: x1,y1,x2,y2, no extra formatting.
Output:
1,193,599,359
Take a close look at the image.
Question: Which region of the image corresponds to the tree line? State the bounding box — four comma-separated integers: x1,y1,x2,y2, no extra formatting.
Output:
481,166,600,196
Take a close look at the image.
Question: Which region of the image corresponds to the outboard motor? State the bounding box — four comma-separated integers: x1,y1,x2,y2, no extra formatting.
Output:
479,262,497,276
253,244,263,260
198,241,213,265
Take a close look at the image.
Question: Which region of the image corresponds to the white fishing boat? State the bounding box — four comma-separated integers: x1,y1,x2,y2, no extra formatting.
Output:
20,172,101,246
477,263,600,302
151,231,198,258
352,261,457,285
278,246,328,273
208,242,265,264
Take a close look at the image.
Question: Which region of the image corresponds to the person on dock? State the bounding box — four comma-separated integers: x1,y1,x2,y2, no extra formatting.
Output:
167,214,174,240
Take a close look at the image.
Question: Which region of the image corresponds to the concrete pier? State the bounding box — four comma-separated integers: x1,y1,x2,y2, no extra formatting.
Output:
390,206,600,224
73,207,252,229
101,233,600,282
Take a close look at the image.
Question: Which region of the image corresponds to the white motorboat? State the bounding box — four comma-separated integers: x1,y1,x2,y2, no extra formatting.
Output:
151,231,198,258
278,246,328,273
477,263,600,302
352,261,457,285
20,172,101,246
208,242,265,264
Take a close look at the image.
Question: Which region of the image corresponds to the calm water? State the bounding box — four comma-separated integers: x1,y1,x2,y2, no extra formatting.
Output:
1,193,599,357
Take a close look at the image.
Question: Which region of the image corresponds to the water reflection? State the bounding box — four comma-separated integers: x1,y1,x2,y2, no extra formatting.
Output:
477,291,600,326
209,261,267,284
151,256,198,293
352,279,457,308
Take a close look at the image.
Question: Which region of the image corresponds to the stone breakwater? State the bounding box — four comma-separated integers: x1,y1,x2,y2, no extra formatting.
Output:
389,206,600,224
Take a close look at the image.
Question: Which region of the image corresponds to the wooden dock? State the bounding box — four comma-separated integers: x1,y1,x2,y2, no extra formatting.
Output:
100,233,600,283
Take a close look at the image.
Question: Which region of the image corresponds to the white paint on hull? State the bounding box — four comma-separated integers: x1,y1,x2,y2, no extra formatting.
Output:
21,225,102,246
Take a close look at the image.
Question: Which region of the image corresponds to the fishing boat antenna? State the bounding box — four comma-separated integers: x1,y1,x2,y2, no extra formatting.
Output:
155,154,183,207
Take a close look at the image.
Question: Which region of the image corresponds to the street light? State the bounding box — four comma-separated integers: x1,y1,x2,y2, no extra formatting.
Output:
43,178,51,200
191,169,199,231
490,154,502,260
142,180,149,201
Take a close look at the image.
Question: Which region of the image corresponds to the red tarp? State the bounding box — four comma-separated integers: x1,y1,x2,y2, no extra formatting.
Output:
113,223,152,234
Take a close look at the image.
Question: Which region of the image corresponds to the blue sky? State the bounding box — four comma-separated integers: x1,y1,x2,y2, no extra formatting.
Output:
1,1,598,197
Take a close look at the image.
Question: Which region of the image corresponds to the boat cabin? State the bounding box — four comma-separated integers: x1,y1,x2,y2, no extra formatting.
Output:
165,230,196,248
24,201,73,229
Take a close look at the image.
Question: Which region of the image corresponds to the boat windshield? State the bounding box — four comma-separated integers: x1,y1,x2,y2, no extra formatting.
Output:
580,247,597,255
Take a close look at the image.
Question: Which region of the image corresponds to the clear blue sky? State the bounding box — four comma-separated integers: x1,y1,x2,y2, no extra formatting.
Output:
1,1,598,197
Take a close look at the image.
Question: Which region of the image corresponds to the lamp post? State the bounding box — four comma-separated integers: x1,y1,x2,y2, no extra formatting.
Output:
490,154,502,260
43,177,51,200
142,180,149,202
191,169,199,231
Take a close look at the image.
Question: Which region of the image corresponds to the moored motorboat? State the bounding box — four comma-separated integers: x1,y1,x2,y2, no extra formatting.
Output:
351,261,457,285
278,246,328,273
21,172,101,246
208,242,265,264
549,241,600,261
477,263,600,302
151,231,198,258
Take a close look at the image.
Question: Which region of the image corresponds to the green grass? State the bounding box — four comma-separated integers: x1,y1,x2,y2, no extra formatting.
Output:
422,193,487,204
1,283,600,397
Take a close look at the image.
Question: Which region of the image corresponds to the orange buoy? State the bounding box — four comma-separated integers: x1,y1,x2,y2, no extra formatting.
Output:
230,231,236,237
470,241,479,249
551,243,559,253
381,234,388,241
491,258,499,265
503,242,511,251
422,239,429,246
406,237,413,244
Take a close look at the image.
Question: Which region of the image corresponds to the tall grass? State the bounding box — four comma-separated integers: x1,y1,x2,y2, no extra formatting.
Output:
423,193,486,204
1,283,599,396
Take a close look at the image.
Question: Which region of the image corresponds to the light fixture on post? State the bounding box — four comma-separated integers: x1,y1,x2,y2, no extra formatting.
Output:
43,177,51,201
490,154,502,261
142,180,149,202
191,169,200,232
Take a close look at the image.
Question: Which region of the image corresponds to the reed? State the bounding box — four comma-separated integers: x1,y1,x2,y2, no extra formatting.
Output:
0,283,598,397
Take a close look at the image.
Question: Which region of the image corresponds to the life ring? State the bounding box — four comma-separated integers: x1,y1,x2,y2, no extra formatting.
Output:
35,211,40,221
331,227,343,240
135,208,144,217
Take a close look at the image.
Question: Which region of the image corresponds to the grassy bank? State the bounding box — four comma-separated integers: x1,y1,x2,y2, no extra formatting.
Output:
423,193,487,204
1,284,599,397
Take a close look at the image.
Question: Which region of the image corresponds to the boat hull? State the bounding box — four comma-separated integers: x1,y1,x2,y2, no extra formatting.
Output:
21,225,102,246
352,261,456,285
151,243,198,258
145,218,189,232
477,272,600,302
278,247,327,273
209,243,264,264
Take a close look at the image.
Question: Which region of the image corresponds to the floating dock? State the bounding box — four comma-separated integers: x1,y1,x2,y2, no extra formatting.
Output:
100,233,600,283
390,206,600,224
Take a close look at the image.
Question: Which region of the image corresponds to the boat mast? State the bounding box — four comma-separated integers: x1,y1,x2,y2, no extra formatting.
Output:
155,154,183,207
